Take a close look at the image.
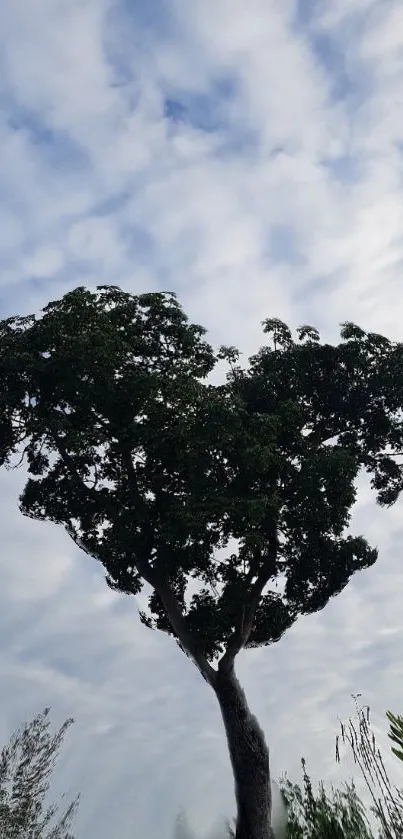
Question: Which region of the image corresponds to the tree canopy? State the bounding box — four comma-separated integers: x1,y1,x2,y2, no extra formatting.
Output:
1,285,403,678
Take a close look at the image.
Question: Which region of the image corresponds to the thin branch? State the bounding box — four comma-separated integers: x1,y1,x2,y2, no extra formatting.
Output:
8,442,30,470
219,527,278,671
135,555,216,686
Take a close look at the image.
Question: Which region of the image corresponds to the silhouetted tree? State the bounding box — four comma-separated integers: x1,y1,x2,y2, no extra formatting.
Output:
2,286,403,838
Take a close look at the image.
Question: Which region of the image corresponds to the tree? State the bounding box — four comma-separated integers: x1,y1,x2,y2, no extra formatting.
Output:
0,707,79,838
1,286,403,839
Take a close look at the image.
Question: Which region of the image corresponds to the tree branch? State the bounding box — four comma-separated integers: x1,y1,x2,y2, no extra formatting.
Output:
135,555,217,687
219,528,278,672
305,424,337,447
120,445,216,686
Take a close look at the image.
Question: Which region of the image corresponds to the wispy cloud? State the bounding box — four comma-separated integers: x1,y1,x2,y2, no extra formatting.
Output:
1,1,403,837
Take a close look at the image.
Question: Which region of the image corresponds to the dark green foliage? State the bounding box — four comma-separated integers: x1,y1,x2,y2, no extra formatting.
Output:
387,712,403,764
1,287,403,664
0,707,79,839
280,759,374,839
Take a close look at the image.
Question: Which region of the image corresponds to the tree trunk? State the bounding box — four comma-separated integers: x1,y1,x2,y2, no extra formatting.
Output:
213,660,272,839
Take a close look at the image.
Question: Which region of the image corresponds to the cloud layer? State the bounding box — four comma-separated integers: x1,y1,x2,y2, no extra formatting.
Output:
1,1,403,837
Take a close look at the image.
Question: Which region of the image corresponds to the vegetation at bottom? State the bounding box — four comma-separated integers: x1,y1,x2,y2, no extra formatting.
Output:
175,697,403,839
0,695,402,838
0,706,79,839
276,697,403,839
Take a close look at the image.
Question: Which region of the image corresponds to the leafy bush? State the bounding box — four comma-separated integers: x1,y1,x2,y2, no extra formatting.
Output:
280,758,373,839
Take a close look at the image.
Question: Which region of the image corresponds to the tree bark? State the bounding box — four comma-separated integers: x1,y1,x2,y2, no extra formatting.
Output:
132,537,275,836
213,659,272,839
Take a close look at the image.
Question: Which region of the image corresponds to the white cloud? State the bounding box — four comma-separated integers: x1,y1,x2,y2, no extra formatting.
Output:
22,246,65,279
1,1,403,838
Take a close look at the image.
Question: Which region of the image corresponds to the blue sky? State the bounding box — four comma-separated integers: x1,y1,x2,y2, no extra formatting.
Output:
1,0,403,837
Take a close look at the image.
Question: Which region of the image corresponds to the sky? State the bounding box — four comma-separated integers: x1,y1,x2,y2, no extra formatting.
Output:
1,0,403,837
